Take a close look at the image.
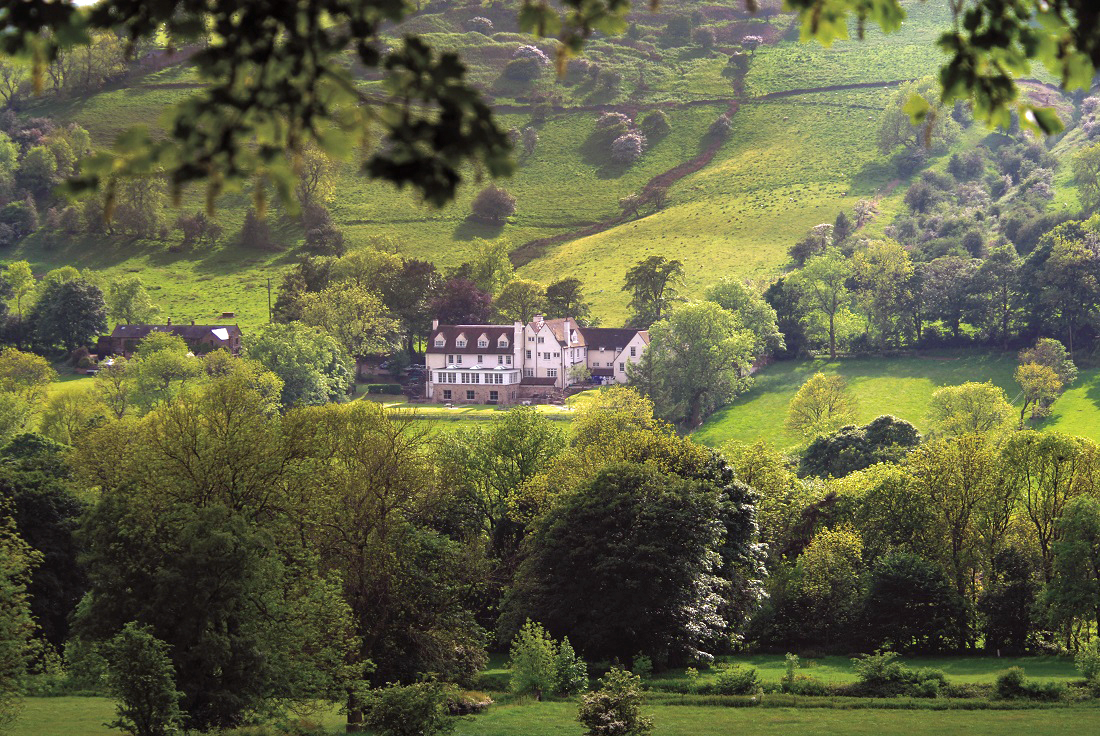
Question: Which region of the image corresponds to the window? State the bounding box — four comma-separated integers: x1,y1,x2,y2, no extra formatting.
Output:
553,352,560,358
527,336,534,342
477,355,483,363
537,336,545,344
498,336,509,347
619,362,625,371
524,368,534,377
456,339,466,348
466,390,475,400
489,390,499,402
630,346,637,356
442,389,451,400
434,337,445,348
436,372,458,384
525,350,532,359
488,373,503,384
461,373,481,384
506,355,512,365
447,354,453,363
478,338,488,348
547,368,558,378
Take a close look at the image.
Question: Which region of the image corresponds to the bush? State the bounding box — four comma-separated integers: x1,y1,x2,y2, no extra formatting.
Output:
513,45,551,65
102,623,184,736
365,681,458,736
631,654,653,681
596,112,632,132
709,113,733,138
640,110,671,137
714,666,759,695
470,185,517,224
693,27,715,50
994,667,1064,701
577,668,653,736
445,691,492,715
555,637,589,696
850,651,947,698
504,57,542,83
1077,641,1100,683
464,16,493,34
611,132,646,164
522,127,539,156
509,620,558,699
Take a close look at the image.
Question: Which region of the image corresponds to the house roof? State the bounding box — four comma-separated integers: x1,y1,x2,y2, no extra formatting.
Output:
578,327,641,351
591,367,614,377
428,325,515,355
107,324,242,341
528,317,585,347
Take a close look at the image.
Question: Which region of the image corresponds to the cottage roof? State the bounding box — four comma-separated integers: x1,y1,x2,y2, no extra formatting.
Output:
578,327,641,351
107,324,242,341
528,317,586,347
429,325,516,355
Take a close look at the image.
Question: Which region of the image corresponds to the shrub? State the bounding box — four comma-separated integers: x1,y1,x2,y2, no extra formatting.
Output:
240,209,278,250
577,668,653,736
714,666,759,695
522,126,539,156
596,112,632,131
709,113,733,138
101,623,184,736
509,620,558,700
364,681,458,736
694,27,715,50
513,45,551,65
1077,641,1100,683
640,110,671,137
631,654,653,681
850,650,947,698
611,133,646,164
994,667,1064,701
555,637,589,696
503,57,542,82
470,185,517,223
445,691,492,715
464,16,493,34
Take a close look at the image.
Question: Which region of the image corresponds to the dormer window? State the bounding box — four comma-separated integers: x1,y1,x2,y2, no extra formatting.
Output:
477,335,489,348
434,336,445,348
498,336,509,348
456,338,467,348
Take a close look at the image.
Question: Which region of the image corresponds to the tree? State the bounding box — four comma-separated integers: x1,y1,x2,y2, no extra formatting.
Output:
430,278,493,325
877,77,961,154
623,256,684,328
467,239,515,297
363,681,458,736
242,323,354,408
470,185,517,224
1038,235,1100,357
39,384,106,446
106,276,160,325
300,283,399,359
509,620,558,700
786,373,858,439
0,513,37,731
1016,363,1063,422
112,177,166,239
703,278,784,357
976,245,1021,350
864,551,968,652
101,623,184,736
495,278,546,324
29,277,107,353
796,526,864,648
919,256,980,340
544,277,592,323
629,301,756,428
1073,142,1100,212
175,211,222,248
15,145,55,197
1019,338,1077,388
927,382,1014,437
3,262,33,320
506,462,727,663
126,333,204,413
853,240,913,349
1046,496,1100,634
793,248,852,359
800,415,920,479
577,668,652,736
979,547,1037,654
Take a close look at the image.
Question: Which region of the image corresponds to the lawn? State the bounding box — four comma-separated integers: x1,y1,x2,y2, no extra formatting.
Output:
18,695,1100,736
692,350,1100,450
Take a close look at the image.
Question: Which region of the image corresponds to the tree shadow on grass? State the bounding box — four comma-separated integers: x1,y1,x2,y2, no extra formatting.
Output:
848,159,895,197
452,216,505,241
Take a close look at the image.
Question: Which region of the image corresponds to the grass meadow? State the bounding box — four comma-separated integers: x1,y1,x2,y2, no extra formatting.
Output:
692,351,1100,450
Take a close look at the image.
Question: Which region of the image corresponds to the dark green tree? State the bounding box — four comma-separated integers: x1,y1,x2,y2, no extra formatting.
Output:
102,623,184,736
864,551,969,652
979,547,1037,654
544,277,592,323
29,277,107,353
622,256,683,328
505,462,728,664
242,322,354,408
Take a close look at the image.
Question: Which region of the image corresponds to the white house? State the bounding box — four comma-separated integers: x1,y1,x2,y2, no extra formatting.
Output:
425,315,650,405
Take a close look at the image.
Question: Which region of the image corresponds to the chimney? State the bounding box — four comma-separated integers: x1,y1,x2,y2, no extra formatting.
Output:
533,314,544,328
432,318,439,330
563,319,571,343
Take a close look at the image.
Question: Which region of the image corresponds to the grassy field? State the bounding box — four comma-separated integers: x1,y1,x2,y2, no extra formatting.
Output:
692,351,1100,449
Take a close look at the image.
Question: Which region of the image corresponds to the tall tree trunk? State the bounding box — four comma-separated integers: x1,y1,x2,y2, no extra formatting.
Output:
828,312,836,360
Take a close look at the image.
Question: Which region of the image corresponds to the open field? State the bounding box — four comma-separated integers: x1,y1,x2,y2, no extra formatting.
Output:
692,351,1100,449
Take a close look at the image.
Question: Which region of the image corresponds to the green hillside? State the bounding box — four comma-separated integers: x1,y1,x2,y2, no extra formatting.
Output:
10,0,986,327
